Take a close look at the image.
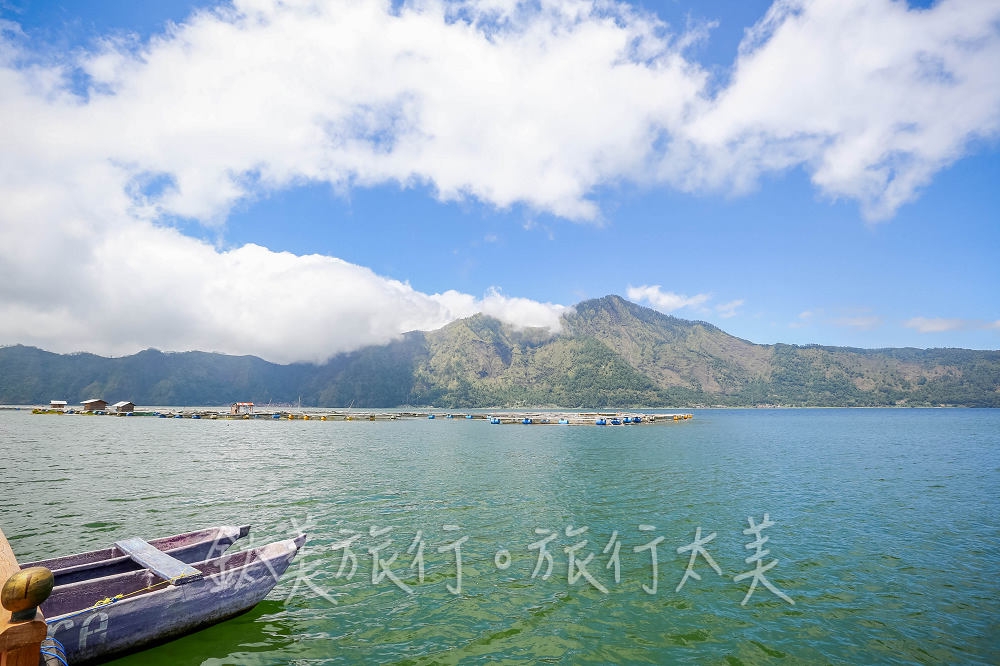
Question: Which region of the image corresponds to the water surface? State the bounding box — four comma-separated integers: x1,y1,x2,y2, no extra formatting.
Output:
1,409,997,664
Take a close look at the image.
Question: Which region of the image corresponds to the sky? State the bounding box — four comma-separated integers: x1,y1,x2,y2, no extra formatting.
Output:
0,0,997,364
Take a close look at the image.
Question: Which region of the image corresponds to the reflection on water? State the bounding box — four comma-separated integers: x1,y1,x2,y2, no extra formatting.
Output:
1,409,998,664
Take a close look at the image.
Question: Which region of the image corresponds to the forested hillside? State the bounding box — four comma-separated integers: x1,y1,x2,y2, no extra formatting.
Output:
2,296,997,407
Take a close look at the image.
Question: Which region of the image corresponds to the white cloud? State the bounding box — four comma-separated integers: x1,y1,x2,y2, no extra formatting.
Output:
789,309,820,328
626,285,710,313
1,0,999,361
424,287,569,332
834,315,882,331
677,0,1000,220
905,317,963,333
477,288,570,331
903,317,998,334
715,299,744,319
0,213,567,363
7,0,993,227
27,0,702,224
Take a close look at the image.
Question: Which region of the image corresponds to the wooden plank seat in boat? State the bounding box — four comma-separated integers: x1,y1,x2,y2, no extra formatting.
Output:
25,525,250,586
114,537,202,584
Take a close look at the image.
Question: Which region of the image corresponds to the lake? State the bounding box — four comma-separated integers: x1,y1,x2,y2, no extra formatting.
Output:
1,408,998,664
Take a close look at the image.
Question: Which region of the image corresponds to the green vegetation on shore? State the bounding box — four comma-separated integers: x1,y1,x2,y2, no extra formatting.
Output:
2,296,997,407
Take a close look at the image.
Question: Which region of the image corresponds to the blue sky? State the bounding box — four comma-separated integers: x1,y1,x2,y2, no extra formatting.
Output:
1,0,997,363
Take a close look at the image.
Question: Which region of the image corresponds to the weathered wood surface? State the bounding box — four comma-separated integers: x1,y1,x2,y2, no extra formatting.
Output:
0,618,46,666
0,527,46,666
0,530,19,586
114,538,202,584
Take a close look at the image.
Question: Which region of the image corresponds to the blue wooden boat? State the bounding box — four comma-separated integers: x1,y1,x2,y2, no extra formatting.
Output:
35,529,304,664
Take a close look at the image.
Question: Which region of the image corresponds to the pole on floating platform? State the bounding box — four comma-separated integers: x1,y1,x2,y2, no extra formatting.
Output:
0,527,52,666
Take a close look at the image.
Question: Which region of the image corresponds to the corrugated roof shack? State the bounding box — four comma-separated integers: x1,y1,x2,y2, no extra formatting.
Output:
231,402,254,415
81,398,108,412
49,400,67,411
112,401,135,413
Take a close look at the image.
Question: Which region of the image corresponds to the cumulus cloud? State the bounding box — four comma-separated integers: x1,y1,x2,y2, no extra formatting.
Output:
0,214,567,363
626,285,710,313
9,0,703,223
5,0,994,225
676,0,1000,219
1,0,998,361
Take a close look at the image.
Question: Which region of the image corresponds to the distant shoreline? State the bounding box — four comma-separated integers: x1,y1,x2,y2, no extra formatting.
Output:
0,404,983,412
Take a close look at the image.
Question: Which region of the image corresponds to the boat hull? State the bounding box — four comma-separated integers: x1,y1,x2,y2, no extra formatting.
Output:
44,534,305,665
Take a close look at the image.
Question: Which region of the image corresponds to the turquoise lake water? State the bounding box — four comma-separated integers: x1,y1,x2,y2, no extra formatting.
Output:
1,408,998,664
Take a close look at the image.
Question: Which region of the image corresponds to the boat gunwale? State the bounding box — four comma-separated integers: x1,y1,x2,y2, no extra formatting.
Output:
22,524,250,576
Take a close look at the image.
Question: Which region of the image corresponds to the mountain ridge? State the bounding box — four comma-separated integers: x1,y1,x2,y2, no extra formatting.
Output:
2,295,997,407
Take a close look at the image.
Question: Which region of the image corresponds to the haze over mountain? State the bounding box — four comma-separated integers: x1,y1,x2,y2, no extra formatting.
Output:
2,296,997,408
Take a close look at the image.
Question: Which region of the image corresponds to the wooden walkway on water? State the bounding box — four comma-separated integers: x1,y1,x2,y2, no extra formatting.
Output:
166,410,693,425
25,407,693,425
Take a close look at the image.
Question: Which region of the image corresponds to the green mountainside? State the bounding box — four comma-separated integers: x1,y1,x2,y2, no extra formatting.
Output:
2,295,998,407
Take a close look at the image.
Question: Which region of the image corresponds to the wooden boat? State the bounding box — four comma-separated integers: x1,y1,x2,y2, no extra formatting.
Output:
23,525,251,586
40,532,306,664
